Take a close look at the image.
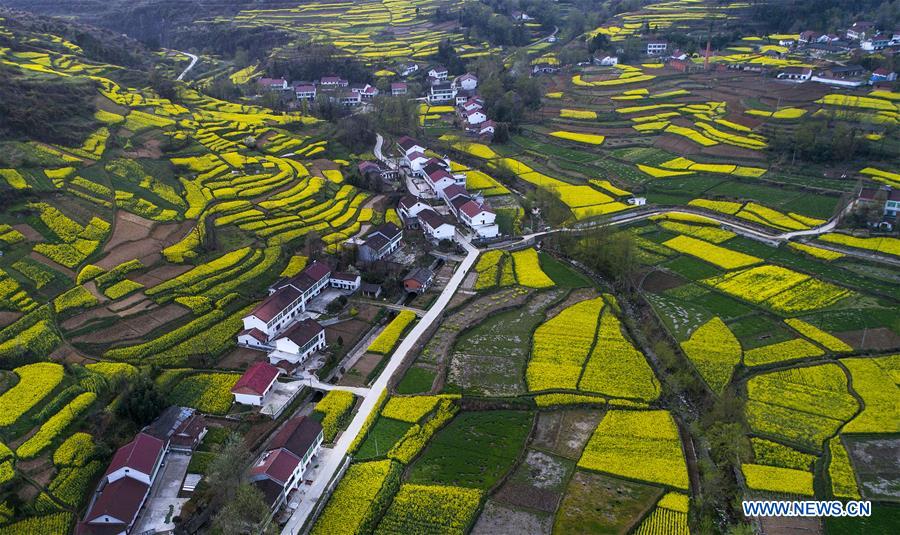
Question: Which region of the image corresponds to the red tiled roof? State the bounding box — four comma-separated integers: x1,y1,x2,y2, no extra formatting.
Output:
303,260,332,283
251,448,301,485
331,272,360,282
281,318,324,347
451,196,472,212
269,416,323,458
240,328,268,343
105,433,164,479
232,362,280,396
460,200,492,218
85,476,150,525
391,82,408,89
441,184,467,200
418,209,450,230
399,195,422,210
251,286,302,323
428,169,453,183
407,151,427,162
397,136,421,152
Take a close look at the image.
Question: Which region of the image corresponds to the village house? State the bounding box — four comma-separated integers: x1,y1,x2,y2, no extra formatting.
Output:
798,31,819,43
812,65,868,87
251,416,324,511
330,272,361,291
351,83,379,100
338,90,362,106
403,267,435,294
871,68,898,83
397,135,426,157
77,433,166,535
861,33,892,51
231,362,282,406
646,41,668,55
391,82,408,96
427,64,448,80
478,120,496,139
358,223,403,262
398,195,431,221
258,78,289,91
458,200,499,238
417,209,456,242
453,73,478,91
270,318,326,365
399,62,418,76
143,406,207,453
777,67,813,82
239,261,333,343
319,76,349,88
464,108,488,125
428,81,456,103
846,21,875,40
293,83,317,101
594,54,619,66
858,186,900,220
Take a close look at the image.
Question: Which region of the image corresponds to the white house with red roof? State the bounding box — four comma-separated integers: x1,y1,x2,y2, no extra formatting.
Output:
478,121,496,138
258,78,289,91
239,261,335,344
417,209,456,241
453,73,478,91
270,318,326,365
77,433,166,535
231,362,283,406
319,76,349,87
251,416,323,510
398,195,430,221
459,200,499,238
464,109,487,125
426,168,457,194
397,135,426,156
391,82,408,96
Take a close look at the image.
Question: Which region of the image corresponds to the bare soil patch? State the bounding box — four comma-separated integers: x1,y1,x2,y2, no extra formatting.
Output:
471,500,552,535
123,138,163,159
98,240,162,269
837,328,900,351
131,264,193,287
641,269,686,293
103,211,154,251
326,318,371,349
29,251,76,278
531,409,604,460
339,353,384,387
844,436,900,501
218,347,266,370
555,470,662,535
758,516,823,535
61,307,117,331
12,224,43,242
0,311,23,330
72,304,188,344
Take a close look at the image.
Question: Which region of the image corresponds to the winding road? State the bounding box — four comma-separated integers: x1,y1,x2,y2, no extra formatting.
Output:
176,51,198,81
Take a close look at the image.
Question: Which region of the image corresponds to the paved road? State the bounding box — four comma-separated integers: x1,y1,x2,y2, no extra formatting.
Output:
176,51,199,81
280,231,479,534
374,133,386,162
502,204,900,266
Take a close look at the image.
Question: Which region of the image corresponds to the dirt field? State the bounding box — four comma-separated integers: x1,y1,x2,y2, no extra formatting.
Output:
837,327,900,351
218,347,265,370
641,269,687,293
11,224,43,242
758,516,823,535
0,311,23,330
471,500,552,535
71,304,188,344
131,263,193,287
338,353,383,387
844,436,900,501
99,213,193,268
494,449,574,513
531,409,604,461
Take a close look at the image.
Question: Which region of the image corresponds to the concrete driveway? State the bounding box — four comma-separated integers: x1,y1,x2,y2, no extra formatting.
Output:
133,454,191,533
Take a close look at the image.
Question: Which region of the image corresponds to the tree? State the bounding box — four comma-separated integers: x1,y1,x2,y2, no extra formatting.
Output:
207,433,249,500
115,372,166,427
211,484,275,535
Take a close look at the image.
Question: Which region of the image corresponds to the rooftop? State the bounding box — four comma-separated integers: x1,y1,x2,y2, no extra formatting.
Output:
231,362,281,396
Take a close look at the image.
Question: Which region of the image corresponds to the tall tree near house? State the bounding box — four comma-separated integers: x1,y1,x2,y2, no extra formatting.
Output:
211,484,276,535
